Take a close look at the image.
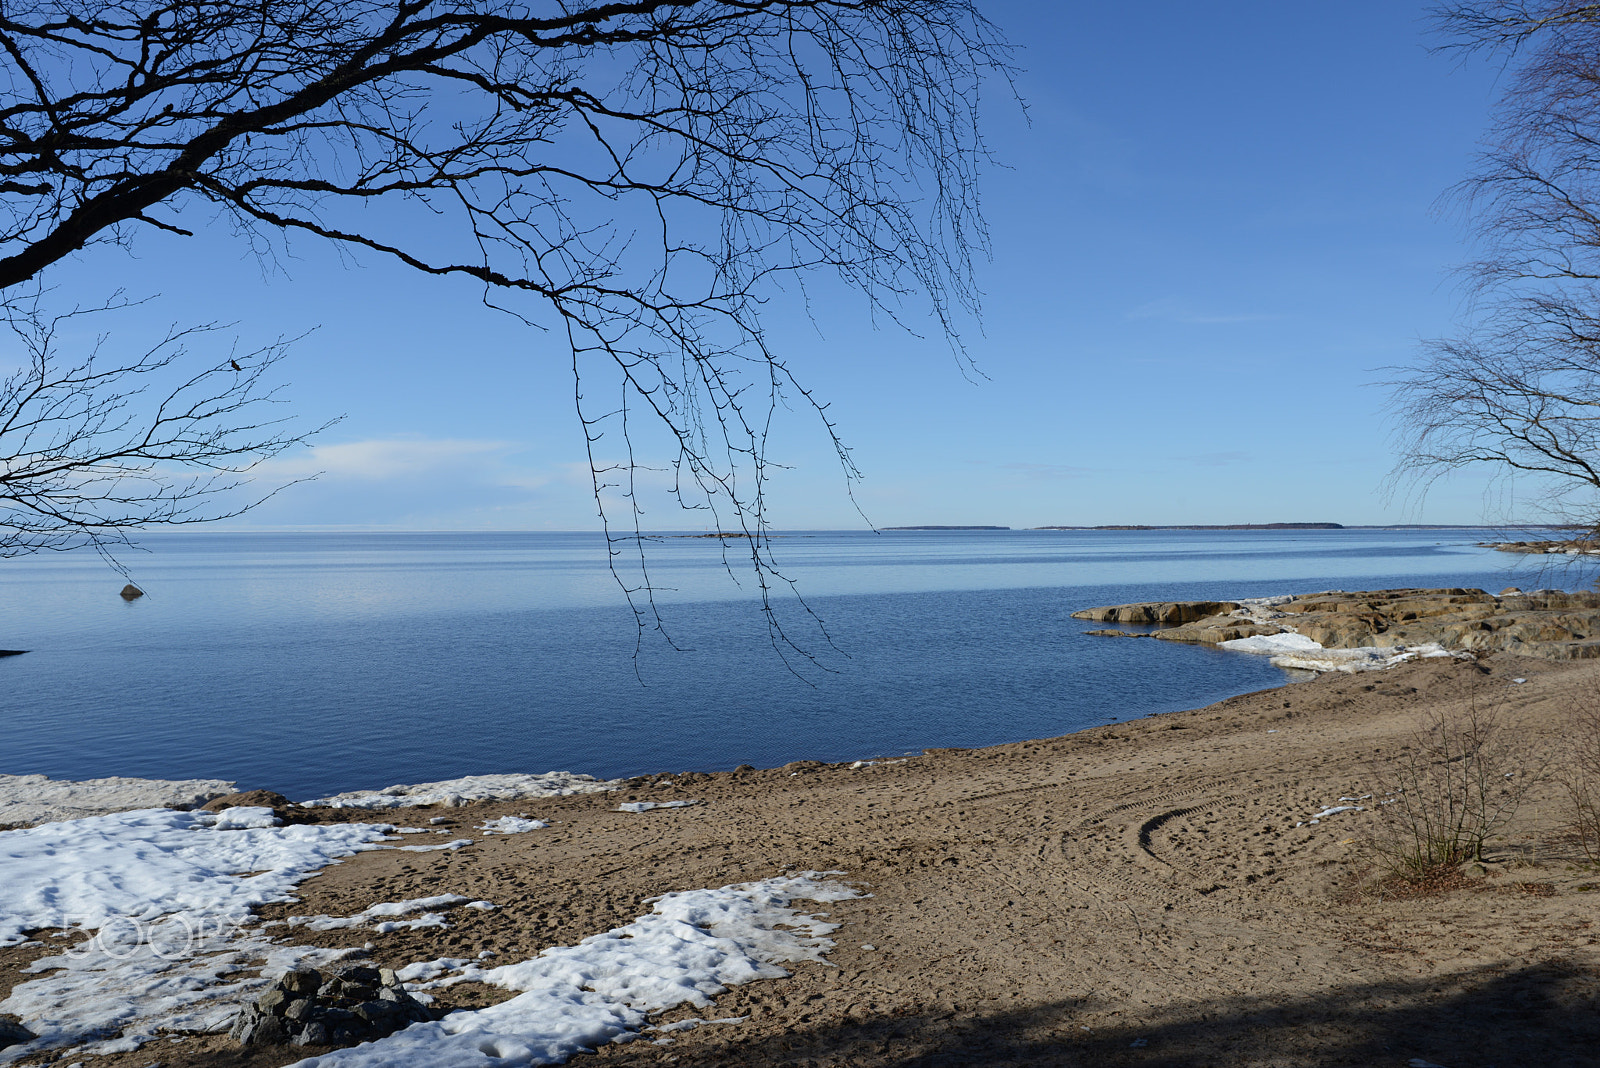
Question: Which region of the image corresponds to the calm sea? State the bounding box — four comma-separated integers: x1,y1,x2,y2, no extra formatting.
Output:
1,528,1589,800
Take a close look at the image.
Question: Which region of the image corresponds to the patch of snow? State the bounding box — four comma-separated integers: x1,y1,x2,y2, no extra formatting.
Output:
479,816,549,834
398,838,473,852
1219,632,1323,655
203,807,279,831
0,774,236,828
649,1016,748,1034
0,809,394,1060
372,914,450,934
289,895,485,932
616,800,700,813
1222,631,1468,674
1309,806,1364,820
292,874,860,1068
302,773,620,810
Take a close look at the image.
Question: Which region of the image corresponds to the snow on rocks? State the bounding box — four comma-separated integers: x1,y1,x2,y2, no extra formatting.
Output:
0,808,397,1060
1220,632,1464,674
287,874,861,1068
616,800,700,813
208,805,281,830
478,816,549,834
302,773,621,810
0,773,236,827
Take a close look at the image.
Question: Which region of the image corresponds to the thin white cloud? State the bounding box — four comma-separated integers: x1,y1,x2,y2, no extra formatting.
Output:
259,438,521,481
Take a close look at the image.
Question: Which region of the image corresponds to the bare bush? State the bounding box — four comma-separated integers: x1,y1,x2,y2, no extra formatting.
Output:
1558,685,1600,863
1367,698,1534,881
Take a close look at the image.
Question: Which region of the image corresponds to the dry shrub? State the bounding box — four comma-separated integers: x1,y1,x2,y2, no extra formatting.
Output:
1558,687,1600,865
1366,698,1532,883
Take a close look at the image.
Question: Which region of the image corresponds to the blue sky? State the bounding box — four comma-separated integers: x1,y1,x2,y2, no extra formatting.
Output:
29,1,1524,530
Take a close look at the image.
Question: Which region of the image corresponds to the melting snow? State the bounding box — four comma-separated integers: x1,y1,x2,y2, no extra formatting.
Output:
302,773,620,810
479,816,549,834
0,808,394,1060
616,800,700,813
288,895,494,933
398,838,473,852
293,874,860,1068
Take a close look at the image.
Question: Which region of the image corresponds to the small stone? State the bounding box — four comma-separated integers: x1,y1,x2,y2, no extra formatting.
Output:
0,1016,37,1050
292,1020,331,1047
378,967,398,987
250,1014,289,1046
228,1004,262,1040
353,1000,400,1026
284,998,318,1023
318,980,344,998
341,965,382,986
280,968,322,996
256,988,289,1016
119,584,144,600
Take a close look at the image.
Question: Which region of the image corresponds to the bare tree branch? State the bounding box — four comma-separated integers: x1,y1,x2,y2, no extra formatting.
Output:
0,291,334,565
1392,3,1600,531
0,0,1012,655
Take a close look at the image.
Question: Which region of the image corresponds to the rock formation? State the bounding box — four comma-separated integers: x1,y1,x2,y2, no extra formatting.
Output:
230,964,433,1048
1074,587,1600,660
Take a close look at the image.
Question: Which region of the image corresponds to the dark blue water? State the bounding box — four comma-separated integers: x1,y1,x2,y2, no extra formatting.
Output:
1,528,1589,799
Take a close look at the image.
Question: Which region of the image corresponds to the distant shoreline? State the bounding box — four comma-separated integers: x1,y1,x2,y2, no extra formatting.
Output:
878,523,1562,532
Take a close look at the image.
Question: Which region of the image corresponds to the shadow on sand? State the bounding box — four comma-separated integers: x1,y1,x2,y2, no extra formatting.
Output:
609,959,1597,1067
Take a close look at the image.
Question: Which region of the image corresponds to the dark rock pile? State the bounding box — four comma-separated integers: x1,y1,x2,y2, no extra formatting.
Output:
230,964,433,1048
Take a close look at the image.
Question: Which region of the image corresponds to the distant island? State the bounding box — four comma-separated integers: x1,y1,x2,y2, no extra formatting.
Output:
1035,523,1344,531
882,525,1011,531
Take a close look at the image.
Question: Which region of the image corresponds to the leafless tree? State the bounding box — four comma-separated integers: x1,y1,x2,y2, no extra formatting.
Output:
1389,3,1600,531
0,0,1010,655
0,293,322,564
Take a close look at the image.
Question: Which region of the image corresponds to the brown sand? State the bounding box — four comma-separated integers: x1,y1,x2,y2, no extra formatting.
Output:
6,653,1600,1067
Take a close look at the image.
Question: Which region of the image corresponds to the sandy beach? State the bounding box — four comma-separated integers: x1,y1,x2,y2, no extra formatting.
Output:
4,651,1599,1067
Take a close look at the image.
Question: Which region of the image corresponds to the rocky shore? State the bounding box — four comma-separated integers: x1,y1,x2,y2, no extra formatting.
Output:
1484,539,1600,555
1075,586,1600,661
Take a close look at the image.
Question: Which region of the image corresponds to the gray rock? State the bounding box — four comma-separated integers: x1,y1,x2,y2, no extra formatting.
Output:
228,1004,262,1040
256,988,289,1016
292,1021,330,1047
119,584,144,600
0,1016,36,1051
280,967,322,996
252,1014,289,1045
284,997,318,1023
